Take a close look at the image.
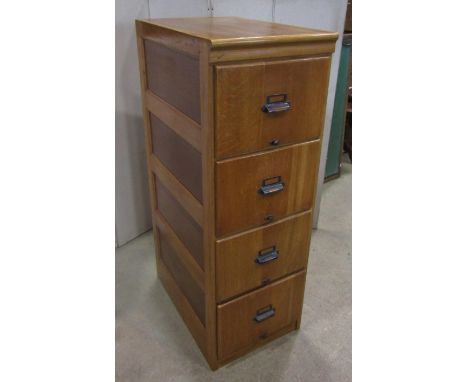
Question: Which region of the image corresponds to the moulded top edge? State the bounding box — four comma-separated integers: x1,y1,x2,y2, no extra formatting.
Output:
137,17,339,49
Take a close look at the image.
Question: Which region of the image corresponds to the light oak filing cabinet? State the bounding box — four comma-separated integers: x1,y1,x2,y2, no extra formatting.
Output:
135,17,338,370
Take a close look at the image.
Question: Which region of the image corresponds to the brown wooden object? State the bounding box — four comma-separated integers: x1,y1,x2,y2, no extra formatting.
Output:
135,16,337,370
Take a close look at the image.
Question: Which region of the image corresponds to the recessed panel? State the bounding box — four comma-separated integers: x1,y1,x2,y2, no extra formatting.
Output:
160,233,205,325
151,113,203,202
156,179,203,269
144,40,200,123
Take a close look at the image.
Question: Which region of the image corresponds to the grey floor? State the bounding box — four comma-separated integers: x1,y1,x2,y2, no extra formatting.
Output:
116,162,351,382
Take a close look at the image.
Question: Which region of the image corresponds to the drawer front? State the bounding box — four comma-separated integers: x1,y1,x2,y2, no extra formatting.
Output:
215,57,330,159
216,141,319,237
217,271,306,361
216,212,312,301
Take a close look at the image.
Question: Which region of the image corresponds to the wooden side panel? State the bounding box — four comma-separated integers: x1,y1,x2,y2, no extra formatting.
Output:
145,40,201,123
215,57,331,159
154,210,204,290
156,179,204,269
216,212,312,302
146,90,202,151
160,233,206,325
136,21,200,57
137,25,209,358
216,141,320,237
136,28,163,282
151,155,203,226
156,248,206,354
217,271,306,361
199,42,218,370
151,113,203,202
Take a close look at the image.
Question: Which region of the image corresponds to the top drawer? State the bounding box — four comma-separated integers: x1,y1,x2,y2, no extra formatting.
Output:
215,56,331,159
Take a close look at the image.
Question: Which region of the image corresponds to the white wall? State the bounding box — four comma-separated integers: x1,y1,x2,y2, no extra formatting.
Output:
149,0,208,18
115,0,347,246
115,0,152,247
212,0,273,20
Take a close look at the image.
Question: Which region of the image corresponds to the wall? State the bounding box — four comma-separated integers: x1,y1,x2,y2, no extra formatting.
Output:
115,0,347,246
115,0,152,246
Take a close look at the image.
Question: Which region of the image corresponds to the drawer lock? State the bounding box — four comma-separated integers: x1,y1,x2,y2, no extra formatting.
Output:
264,214,274,223
262,93,291,113
254,305,276,323
255,246,279,264
259,176,284,195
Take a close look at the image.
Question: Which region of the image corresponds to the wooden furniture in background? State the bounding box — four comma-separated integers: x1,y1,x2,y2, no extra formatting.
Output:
325,0,352,179
325,33,352,180
344,0,352,161
344,0,352,33
135,17,337,370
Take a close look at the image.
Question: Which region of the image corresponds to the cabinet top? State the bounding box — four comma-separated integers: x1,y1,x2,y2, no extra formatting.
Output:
136,17,338,49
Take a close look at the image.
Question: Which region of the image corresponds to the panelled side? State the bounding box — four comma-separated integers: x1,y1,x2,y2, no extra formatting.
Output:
136,21,209,359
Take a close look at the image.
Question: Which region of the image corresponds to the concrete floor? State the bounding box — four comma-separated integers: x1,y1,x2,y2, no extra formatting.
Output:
116,162,351,382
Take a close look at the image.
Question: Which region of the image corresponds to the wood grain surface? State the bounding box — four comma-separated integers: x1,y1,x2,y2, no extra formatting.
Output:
215,56,331,158
151,113,203,202
138,17,338,48
217,271,306,361
146,90,202,151
136,17,336,369
155,180,204,270
215,141,320,237
159,232,206,324
216,211,311,301
151,155,203,226
145,40,201,123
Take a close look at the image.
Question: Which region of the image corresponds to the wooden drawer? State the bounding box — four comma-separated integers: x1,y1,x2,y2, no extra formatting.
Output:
215,141,320,237
217,271,306,362
216,212,312,302
215,57,330,159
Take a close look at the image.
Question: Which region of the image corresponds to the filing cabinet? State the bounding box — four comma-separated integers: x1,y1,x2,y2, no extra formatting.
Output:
136,16,337,370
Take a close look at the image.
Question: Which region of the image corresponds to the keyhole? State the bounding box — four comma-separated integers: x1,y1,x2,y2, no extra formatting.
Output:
264,214,274,223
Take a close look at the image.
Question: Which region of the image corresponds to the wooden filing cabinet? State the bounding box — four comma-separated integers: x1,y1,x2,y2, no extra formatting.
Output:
135,17,338,370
